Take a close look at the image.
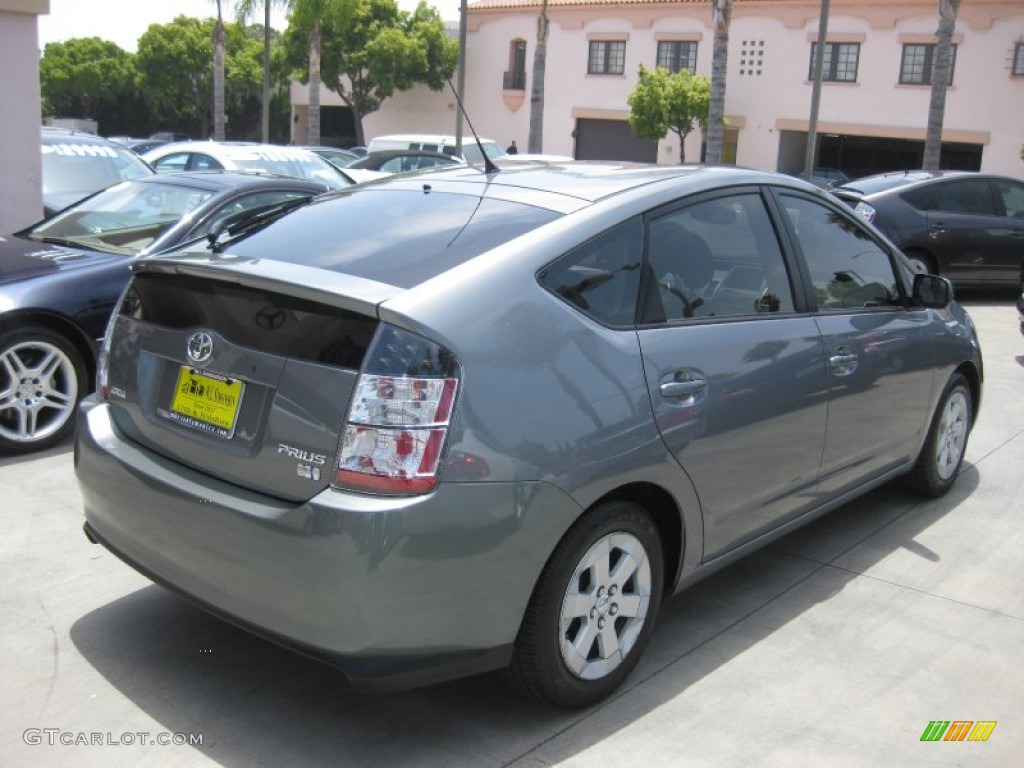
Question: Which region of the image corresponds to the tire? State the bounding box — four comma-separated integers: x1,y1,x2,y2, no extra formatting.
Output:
506,500,664,709
903,249,936,277
0,327,86,454
904,373,971,497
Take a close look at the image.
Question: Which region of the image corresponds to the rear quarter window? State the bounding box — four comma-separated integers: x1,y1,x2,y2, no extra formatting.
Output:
899,186,934,210
538,218,642,327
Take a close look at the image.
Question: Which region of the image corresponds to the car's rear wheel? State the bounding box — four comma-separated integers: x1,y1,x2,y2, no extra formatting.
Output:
506,500,664,709
905,373,971,497
0,327,85,454
903,249,936,277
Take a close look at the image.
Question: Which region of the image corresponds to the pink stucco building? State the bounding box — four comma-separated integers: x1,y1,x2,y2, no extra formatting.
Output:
291,0,1024,176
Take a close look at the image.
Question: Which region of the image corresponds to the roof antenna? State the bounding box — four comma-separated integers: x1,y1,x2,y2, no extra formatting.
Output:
447,77,499,174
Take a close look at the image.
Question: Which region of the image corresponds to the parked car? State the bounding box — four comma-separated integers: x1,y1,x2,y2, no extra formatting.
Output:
346,149,462,173
40,127,153,216
298,146,361,170
811,167,850,188
107,136,170,155
831,170,1024,286
0,171,331,454
124,138,171,155
76,163,982,709
140,142,350,189
366,133,506,165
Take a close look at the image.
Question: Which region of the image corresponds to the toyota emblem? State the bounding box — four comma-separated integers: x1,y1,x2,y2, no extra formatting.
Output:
187,331,215,363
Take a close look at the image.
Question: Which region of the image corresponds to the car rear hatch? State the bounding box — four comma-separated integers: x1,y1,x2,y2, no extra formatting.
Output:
102,258,400,502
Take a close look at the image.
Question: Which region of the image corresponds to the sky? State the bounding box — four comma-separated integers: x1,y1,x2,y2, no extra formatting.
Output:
37,0,464,53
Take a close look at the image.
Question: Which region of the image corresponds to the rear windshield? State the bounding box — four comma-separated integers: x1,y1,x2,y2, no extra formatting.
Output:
224,147,346,188
222,187,561,288
41,141,151,197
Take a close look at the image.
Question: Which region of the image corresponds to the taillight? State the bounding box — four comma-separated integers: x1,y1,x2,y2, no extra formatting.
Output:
96,284,131,400
333,325,460,495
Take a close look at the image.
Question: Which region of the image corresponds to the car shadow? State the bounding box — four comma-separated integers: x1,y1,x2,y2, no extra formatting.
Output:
955,286,1018,304
68,465,981,767
0,433,74,467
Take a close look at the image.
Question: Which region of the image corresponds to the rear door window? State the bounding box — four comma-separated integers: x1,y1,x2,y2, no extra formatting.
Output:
643,192,795,322
932,179,996,216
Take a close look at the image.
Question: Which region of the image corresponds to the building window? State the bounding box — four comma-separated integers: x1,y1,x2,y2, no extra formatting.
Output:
1013,43,1024,76
589,41,626,75
809,42,860,82
899,44,957,85
504,40,527,90
656,41,697,74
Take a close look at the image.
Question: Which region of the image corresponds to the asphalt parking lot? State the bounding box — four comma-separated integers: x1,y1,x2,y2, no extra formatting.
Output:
2,293,1021,767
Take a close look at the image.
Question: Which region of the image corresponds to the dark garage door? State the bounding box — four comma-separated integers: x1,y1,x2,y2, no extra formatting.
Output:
575,119,658,163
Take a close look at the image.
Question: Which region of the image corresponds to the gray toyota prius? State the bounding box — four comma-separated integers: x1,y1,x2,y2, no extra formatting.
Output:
75,161,983,709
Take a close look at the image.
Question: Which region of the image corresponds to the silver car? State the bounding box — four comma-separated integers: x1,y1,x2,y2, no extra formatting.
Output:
75,162,983,709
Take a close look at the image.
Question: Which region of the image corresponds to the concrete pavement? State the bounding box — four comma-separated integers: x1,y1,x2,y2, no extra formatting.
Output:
2,296,1021,767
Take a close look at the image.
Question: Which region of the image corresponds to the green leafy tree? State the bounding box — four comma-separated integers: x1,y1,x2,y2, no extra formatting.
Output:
134,15,279,140
224,18,278,139
286,0,332,146
286,0,457,147
628,65,710,164
235,0,289,142
39,38,137,126
136,16,218,137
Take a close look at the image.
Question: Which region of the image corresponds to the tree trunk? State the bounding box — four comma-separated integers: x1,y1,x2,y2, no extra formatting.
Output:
213,16,226,141
352,107,365,147
527,1,548,154
705,0,732,165
308,24,322,146
261,1,271,143
922,0,960,171
675,129,686,164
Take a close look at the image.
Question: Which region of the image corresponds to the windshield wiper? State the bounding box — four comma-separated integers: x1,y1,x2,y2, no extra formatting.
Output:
208,196,314,252
31,235,109,253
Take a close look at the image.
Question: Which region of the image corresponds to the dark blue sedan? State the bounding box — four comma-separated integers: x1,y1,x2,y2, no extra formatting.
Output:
0,171,330,453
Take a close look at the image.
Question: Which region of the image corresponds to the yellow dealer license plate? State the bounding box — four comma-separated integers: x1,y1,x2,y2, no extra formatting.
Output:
167,367,244,439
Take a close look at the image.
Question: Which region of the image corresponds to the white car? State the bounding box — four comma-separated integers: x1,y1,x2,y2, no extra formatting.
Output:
366,133,506,165
141,141,351,189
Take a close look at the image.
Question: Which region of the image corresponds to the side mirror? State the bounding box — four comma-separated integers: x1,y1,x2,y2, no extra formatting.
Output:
912,273,952,309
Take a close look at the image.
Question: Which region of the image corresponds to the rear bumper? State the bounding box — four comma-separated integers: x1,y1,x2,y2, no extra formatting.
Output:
75,397,580,692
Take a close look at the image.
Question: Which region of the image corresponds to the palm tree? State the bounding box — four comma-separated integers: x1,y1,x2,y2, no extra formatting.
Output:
235,0,285,143
704,0,732,164
527,0,549,154
289,0,330,147
922,0,961,171
212,0,226,140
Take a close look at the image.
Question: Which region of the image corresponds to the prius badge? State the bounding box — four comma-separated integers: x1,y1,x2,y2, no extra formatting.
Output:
187,331,214,363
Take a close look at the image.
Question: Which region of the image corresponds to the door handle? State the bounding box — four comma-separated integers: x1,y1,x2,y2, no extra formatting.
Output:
659,370,707,400
829,348,858,376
